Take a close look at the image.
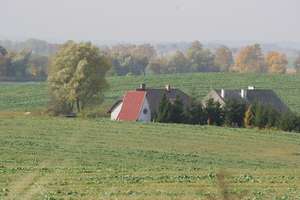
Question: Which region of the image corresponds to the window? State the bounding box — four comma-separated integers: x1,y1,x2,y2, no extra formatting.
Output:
143,108,148,114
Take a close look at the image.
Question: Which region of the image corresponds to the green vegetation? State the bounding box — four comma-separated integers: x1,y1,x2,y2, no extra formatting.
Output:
0,116,299,199
1,73,300,114
48,41,111,115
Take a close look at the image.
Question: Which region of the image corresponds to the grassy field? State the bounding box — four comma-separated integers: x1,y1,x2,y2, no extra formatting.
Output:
0,73,300,199
1,73,300,114
0,116,299,200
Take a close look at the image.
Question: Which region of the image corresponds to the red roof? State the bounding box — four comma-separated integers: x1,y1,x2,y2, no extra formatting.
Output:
117,91,146,121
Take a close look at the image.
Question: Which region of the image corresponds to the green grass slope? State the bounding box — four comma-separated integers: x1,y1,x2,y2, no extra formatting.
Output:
0,116,299,199
1,73,300,113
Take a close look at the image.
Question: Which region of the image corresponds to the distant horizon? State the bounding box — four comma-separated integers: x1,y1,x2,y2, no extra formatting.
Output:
1,36,300,47
2,0,300,43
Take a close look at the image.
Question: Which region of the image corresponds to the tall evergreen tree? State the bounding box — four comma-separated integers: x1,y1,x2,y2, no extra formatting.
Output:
168,96,185,123
223,99,247,127
186,99,206,125
204,99,224,126
156,94,171,123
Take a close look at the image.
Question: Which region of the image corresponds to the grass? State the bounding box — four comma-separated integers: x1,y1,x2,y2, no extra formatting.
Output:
0,116,299,199
0,72,300,199
0,73,300,113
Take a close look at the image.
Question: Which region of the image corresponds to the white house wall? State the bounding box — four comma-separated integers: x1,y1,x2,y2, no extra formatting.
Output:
138,98,151,122
111,102,123,120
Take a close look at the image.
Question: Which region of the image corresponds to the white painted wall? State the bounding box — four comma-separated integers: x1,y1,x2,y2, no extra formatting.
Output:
138,98,151,122
111,102,123,120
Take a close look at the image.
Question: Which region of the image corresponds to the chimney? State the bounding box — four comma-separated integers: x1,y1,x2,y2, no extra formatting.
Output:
241,89,247,99
139,83,146,90
221,89,225,98
248,86,255,90
165,84,171,92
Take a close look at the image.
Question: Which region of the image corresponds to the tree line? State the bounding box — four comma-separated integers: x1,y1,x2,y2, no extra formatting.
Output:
1,40,300,81
155,96,300,133
0,46,48,81
106,41,300,76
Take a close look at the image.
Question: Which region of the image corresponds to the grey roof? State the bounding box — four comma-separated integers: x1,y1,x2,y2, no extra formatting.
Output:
214,89,289,113
143,88,191,114
215,89,243,101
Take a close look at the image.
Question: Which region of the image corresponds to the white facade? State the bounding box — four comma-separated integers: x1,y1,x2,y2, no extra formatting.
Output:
137,98,151,122
110,97,151,122
111,102,123,120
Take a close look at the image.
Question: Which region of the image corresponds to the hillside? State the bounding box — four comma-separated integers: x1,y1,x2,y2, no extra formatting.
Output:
1,73,300,113
0,116,299,199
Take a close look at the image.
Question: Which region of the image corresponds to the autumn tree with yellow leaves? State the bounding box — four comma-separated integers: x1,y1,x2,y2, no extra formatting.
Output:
265,51,287,74
234,44,266,73
214,46,234,72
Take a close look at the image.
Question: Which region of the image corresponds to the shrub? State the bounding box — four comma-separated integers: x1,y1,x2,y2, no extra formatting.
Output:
223,99,247,127
204,99,224,126
185,98,207,125
168,96,185,123
279,112,300,132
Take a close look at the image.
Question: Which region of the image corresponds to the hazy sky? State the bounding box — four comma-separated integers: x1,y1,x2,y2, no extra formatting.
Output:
1,0,300,42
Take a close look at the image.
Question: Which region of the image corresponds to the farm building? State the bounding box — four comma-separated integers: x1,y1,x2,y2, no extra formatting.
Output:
203,86,289,113
108,84,190,122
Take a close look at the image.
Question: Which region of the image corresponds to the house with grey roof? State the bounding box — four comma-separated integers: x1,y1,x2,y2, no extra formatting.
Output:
108,84,191,122
202,86,289,113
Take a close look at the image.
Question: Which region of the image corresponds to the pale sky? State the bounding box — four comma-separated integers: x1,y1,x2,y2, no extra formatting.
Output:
1,0,300,42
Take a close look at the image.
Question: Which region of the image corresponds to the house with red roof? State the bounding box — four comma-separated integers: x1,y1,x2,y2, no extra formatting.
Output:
108,84,190,122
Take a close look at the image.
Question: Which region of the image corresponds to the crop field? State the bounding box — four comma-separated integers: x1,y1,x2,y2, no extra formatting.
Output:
1,73,300,113
0,116,299,200
0,73,300,199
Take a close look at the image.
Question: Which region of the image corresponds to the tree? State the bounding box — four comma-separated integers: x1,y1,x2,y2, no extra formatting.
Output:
204,99,224,126
107,44,156,76
9,50,32,78
214,46,234,72
252,103,268,128
186,41,217,72
146,57,167,75
185,98,206,125
294,54,300,73
235,44,266,73
28,54,49,79
279,112,300,132
223,99,247,127
244,105,254,128
166,51,189,73
156,94,172,123
0,45,8,56
266,51,287,74
0,46,10,77
48,41,111,114
168,96,185,123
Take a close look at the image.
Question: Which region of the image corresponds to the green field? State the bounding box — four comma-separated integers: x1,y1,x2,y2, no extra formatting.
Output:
1,73,300,114
0,116,299,200
0,73,300,199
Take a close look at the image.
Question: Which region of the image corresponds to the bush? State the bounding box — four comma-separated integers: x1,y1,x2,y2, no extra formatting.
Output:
204,99,224,126
185,98,207,125
223,99,246,127
279,112,300,132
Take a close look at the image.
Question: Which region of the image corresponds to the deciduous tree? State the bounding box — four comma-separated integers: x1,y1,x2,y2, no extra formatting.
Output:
266,51,287,74
214,46,234,72
48,41,111,114
235,44,266,73
186,41,217,72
